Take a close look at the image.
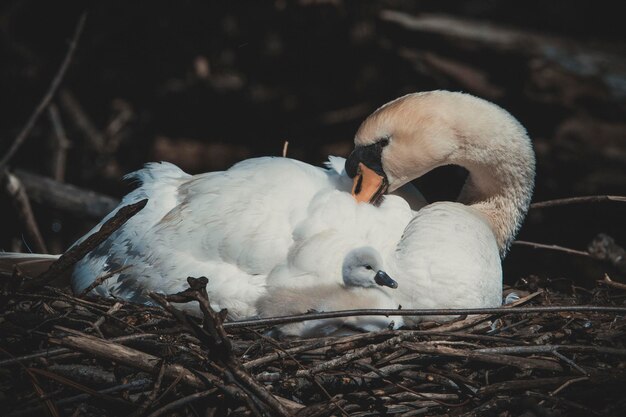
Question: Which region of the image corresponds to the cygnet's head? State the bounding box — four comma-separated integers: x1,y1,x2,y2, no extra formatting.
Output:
342,247,398,289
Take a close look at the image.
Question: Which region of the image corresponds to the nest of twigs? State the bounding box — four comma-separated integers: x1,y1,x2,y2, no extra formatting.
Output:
1,269,625,417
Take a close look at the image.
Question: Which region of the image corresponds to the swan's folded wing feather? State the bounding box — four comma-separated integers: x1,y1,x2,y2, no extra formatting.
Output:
72,157,344,318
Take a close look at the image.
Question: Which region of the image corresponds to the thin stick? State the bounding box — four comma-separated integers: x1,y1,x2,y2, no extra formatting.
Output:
224,305,626,329
128,362,166,417
598,274,626,291
15,169,119,220
550,377,590,396
551,351,589,376
150,278,293,417
0,333,158,368
0,13,87,171
27,367,130,407
282,140,289,157
475,344,626,356
512,240,589,257
530,195,626,209
79,265,132,297
92,302,123,334
2,170,48,253
49,331,206,389
48,103,71,182
146,389,218,417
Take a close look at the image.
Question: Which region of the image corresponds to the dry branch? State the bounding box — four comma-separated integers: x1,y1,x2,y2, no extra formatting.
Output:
598,274,626,291
379,10,626,98
224,304,626,329
150,277,293,417
530,195,626,209
402,343,562,372
48,103,71,182
2,280,625,416
0,333,159,367
512,240,590,257
58,89,106,152
0,13,87,171
15,169,119,220
2,170,48,253
49,331,207,389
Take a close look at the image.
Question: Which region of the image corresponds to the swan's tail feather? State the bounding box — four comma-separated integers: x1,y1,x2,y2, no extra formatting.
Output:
0,252,60,278
70,162,189,249
123,162,189,200
324,156,346,175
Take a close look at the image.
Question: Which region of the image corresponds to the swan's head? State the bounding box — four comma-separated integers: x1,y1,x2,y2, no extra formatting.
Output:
342,247,397,289
346,91,457,204
346,90,534,206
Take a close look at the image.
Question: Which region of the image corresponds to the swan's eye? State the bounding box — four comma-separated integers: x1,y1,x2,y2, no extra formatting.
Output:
365,265,373,270
379,137,390,147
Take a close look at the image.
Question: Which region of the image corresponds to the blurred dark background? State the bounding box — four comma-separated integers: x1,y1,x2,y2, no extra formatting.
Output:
1,0,625,288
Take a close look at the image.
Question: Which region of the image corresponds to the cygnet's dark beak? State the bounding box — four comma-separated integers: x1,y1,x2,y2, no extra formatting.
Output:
374,270,398,288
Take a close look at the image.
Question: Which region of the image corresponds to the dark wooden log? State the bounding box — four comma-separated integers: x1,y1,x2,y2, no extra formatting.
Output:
15,169,120,220
379,10,626,100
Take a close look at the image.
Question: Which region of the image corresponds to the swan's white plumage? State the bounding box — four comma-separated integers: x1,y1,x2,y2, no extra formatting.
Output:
388,202,501,324
1,90,534,334
70,155,424,320
266,191,413,289
70,157,361,319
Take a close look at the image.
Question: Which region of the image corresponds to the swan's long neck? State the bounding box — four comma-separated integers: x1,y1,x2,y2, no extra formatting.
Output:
454,132,535,257
357,91,536,256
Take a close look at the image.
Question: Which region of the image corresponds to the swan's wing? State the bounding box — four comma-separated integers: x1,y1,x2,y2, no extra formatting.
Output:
71,162,191,294
72,157,339,316
147,157,340,275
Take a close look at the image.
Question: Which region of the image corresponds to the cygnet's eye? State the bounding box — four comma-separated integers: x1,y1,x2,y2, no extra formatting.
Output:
364,265,373,270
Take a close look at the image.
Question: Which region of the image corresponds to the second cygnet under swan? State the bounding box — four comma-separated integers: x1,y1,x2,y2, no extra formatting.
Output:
345,91,536,325
265,189,414,289
257,247,402,337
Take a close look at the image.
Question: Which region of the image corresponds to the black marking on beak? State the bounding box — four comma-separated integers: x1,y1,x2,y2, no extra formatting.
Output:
346,139,388,179
375,270,398,289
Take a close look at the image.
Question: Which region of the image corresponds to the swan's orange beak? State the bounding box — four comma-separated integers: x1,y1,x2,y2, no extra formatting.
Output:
351,162,389,205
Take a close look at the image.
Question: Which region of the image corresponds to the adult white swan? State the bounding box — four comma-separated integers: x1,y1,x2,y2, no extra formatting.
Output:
343,90,535,324
1,91,534,327
68,156,422,319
